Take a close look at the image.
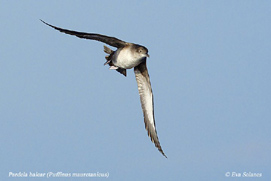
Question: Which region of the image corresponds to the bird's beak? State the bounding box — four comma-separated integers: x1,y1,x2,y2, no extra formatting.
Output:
146,53,150,58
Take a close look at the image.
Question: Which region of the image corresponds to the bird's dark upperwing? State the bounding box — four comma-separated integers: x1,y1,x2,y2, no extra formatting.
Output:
134,59,167,158
41,20,127,48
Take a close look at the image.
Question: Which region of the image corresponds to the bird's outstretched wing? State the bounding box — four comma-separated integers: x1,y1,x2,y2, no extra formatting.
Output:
134,59,167,158
41,20,127,48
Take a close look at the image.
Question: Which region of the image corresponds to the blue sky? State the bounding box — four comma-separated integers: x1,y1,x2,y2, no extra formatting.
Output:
1,1,270,180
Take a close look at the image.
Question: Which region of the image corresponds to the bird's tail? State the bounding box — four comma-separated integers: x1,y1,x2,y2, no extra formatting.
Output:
103,45,113,54
103,45,126,76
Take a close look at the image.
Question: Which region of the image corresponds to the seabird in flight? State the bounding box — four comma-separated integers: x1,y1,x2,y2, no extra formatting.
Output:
41,20,167,158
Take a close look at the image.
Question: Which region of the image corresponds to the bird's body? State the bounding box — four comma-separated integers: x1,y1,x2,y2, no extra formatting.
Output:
112,44,147,69
41,20,166,158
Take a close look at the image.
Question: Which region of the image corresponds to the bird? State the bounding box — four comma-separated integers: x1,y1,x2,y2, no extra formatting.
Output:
41,20,167,158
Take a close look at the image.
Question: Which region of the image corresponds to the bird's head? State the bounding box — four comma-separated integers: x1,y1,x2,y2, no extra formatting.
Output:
135,45,149,58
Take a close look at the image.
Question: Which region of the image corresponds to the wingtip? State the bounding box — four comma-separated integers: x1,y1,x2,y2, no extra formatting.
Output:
146,128,167,158
40,19,46,24
156,143,167,158
40,19,55,29
40,19,49,26
159,148,168,158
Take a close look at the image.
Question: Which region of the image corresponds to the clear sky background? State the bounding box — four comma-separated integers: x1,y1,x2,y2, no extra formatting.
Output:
1,1,270,180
